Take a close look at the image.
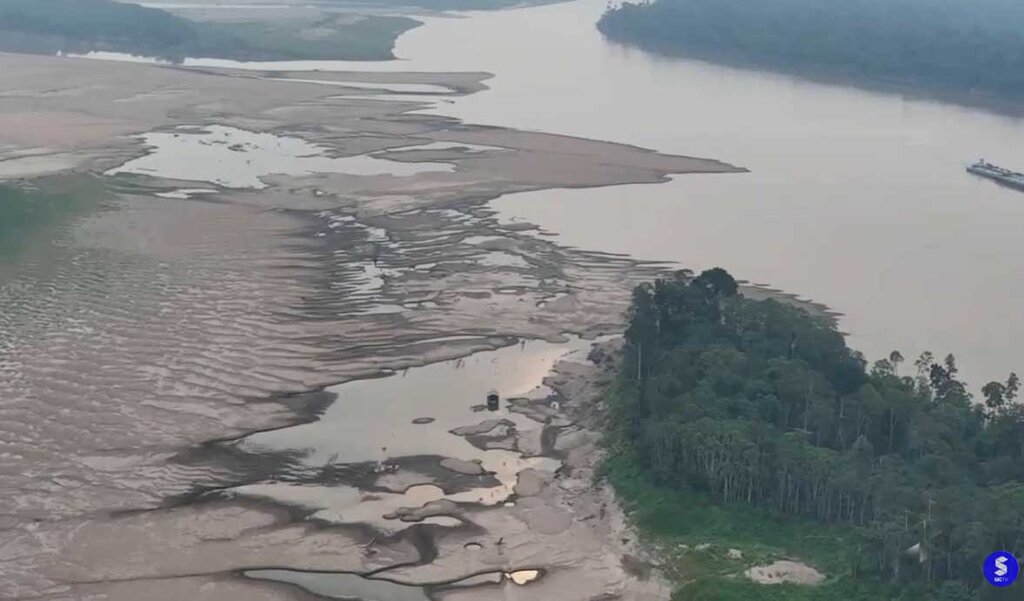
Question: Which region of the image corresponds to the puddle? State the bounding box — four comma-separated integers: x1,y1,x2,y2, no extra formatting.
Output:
242,337,587,462
105,125,453,189
507,569,542,585
233,337,589,518
244,569,430,601
227,482,461,533
340,262,392,312
385,142,510,154
461,235,504,245
404,484,445,503
244,567,542,600
63,51,414,73
267,78,452,94
330,94,453,105
139,3,297,10
475,251,530,269
153,188,217,199
536,291,571,308
323,214,435,315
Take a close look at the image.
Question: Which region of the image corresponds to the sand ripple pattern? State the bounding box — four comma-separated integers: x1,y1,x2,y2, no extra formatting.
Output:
0,176,688,601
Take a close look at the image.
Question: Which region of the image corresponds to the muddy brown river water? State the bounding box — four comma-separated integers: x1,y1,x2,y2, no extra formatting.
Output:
390,0,1024,387
6,0,1024,598
95,0,1024,385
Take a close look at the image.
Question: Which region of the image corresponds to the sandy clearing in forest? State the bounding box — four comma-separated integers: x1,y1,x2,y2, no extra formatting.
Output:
745,560,826,585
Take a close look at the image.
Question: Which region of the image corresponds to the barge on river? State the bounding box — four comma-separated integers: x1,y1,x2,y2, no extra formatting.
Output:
967,159,1024,192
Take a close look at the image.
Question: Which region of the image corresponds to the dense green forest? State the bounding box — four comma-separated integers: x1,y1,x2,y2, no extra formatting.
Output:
598,0,1024,103
609,268,1024,599
0,0,418,61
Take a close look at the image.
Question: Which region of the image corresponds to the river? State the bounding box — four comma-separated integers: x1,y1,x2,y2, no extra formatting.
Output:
373,0,1024,388
68,0,1024,385
9,1,1021,596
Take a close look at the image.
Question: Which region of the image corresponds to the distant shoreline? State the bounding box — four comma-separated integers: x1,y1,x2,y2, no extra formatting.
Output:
604,36,1024,120
597,1,1024,120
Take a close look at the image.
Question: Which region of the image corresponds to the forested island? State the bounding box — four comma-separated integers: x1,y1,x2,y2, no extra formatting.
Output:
605,268,1023,600
598,0,1024,104
0,0,418,61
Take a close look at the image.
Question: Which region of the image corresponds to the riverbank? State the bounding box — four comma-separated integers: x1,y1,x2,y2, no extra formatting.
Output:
543,338,875,601
597,269,1024,601
0,0,422,62
2,4,969,598
0,49,743,599
584,340,878,601
331,0,1024,390
597,0,1024,119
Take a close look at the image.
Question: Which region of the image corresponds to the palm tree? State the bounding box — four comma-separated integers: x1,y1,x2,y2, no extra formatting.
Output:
889,351,904,376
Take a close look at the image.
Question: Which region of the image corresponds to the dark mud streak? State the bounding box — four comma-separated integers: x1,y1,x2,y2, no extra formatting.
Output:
68,125,829,595
242,565,548,590
178,389,337,448
0,55,847,601
315,456,504,494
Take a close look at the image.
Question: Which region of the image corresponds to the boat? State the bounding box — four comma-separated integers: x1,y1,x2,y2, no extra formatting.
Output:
967,159,1024,192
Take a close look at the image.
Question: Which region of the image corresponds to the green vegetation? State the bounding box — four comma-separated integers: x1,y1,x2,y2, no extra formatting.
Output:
597,0,1024,103
606,268,1024,600
194,16,419,62
603,451,893,600
0,0,419,61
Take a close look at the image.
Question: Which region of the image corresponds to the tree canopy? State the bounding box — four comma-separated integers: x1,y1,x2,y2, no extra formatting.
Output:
613,268,1024,597
0,0,417,61
598,0,1024,103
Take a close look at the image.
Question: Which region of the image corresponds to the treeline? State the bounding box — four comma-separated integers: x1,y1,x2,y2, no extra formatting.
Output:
0,0,200,59
0,0,416,61
597,0,1024,103
613,268,1024,598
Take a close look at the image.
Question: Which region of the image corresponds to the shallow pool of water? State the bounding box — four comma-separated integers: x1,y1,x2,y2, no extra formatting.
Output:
232,336,586,521
105,124,453,188
243,336,588,462
244,569,430,601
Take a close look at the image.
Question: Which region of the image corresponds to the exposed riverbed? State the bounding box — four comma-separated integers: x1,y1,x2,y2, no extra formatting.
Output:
4,0,1018,598
0,31,718,599
81,0,1024,385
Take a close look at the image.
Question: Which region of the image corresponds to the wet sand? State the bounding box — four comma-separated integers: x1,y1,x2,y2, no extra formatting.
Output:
0,50,797,600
